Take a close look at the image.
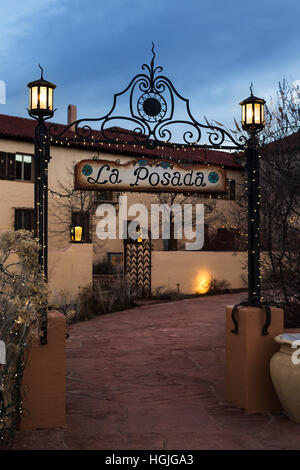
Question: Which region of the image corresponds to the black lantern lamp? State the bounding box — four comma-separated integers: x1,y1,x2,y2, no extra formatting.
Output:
240,84,265,132
27,65,56,118
70,225,83,243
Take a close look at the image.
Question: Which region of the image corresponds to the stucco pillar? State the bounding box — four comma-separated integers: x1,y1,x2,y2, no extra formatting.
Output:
225,305,284,414
19,311,66,430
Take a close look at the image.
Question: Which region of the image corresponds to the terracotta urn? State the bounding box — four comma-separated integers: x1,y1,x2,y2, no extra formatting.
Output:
270,333,300,423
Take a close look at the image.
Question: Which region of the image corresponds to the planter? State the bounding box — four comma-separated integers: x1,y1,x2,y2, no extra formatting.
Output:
270,334,300,423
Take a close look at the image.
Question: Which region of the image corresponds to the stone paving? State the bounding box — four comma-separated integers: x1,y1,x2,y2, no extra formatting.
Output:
12,293,300,450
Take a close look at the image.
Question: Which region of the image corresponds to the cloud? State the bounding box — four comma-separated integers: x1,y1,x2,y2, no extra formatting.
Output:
0,1,66,54
2,0,300,132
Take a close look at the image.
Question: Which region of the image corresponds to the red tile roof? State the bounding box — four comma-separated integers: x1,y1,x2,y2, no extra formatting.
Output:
0,114,243,169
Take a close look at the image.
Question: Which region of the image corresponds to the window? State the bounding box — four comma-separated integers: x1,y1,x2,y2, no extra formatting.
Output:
107,253,123,273
0,152,33,181
202,224,209,250
15,209,34,231
94,191,119,204
216,228,236,250
163,220,177,251
16,154,33,181
71,212,91,243
228,180,236,200
0,152,16,180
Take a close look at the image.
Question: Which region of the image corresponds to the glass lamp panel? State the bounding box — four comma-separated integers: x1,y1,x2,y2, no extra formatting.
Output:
246,103,253,124
48,88,53,110
16,154,22,179
242,105,245,124
261,104,264,124
23,156,32,181
254,103,261,124
39,86,47,109
74,226,83,242
31,86,38,110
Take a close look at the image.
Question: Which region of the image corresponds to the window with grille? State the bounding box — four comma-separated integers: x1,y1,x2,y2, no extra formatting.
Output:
15,209,34,231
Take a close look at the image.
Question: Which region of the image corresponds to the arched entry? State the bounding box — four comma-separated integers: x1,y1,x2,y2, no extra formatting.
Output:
29,44,265,339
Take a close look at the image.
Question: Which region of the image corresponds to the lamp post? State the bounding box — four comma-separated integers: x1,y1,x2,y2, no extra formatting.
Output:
240,85,266,305
27,65,56,344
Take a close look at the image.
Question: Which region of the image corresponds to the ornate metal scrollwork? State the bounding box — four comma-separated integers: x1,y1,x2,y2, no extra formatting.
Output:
49,43,246,150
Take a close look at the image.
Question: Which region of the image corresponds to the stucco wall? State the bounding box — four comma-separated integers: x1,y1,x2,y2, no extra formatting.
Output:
0,137,244,261
48,243,93,303
151,251,247,294
0,134,247,302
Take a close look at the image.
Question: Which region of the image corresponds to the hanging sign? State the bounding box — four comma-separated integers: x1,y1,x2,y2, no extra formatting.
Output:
74,158,227,193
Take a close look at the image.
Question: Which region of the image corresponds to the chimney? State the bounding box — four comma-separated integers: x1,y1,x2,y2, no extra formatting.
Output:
68,104,77,132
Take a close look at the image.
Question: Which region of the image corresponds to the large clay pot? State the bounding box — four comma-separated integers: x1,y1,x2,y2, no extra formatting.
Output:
270,334,300,423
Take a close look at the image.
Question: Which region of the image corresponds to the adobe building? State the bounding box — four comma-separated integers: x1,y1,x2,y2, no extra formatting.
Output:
0,109,246,301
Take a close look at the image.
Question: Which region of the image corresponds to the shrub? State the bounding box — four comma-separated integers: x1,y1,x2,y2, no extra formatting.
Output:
207,278,231,294
93,258,120,275
49,288,77,325
76,282,110,320
153,286,185,301
0,230,47,445
70,278,134,323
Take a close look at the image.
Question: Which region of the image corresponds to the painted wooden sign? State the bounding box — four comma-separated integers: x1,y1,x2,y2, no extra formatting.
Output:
74,158,227,193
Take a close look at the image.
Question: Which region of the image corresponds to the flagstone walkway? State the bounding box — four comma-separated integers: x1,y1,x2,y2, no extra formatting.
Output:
12,293,300,450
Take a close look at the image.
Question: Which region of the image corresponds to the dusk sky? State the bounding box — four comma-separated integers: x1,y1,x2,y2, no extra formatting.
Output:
2,0,300,133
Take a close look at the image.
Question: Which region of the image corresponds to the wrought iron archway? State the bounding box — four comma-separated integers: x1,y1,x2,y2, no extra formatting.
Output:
28,44,267,342
47,43,246,151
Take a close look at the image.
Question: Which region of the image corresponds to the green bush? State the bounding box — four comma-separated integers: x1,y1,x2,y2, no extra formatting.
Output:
0,230,47,445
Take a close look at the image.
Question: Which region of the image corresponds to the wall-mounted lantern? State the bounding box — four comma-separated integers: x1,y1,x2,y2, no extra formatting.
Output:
70,225,83,243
